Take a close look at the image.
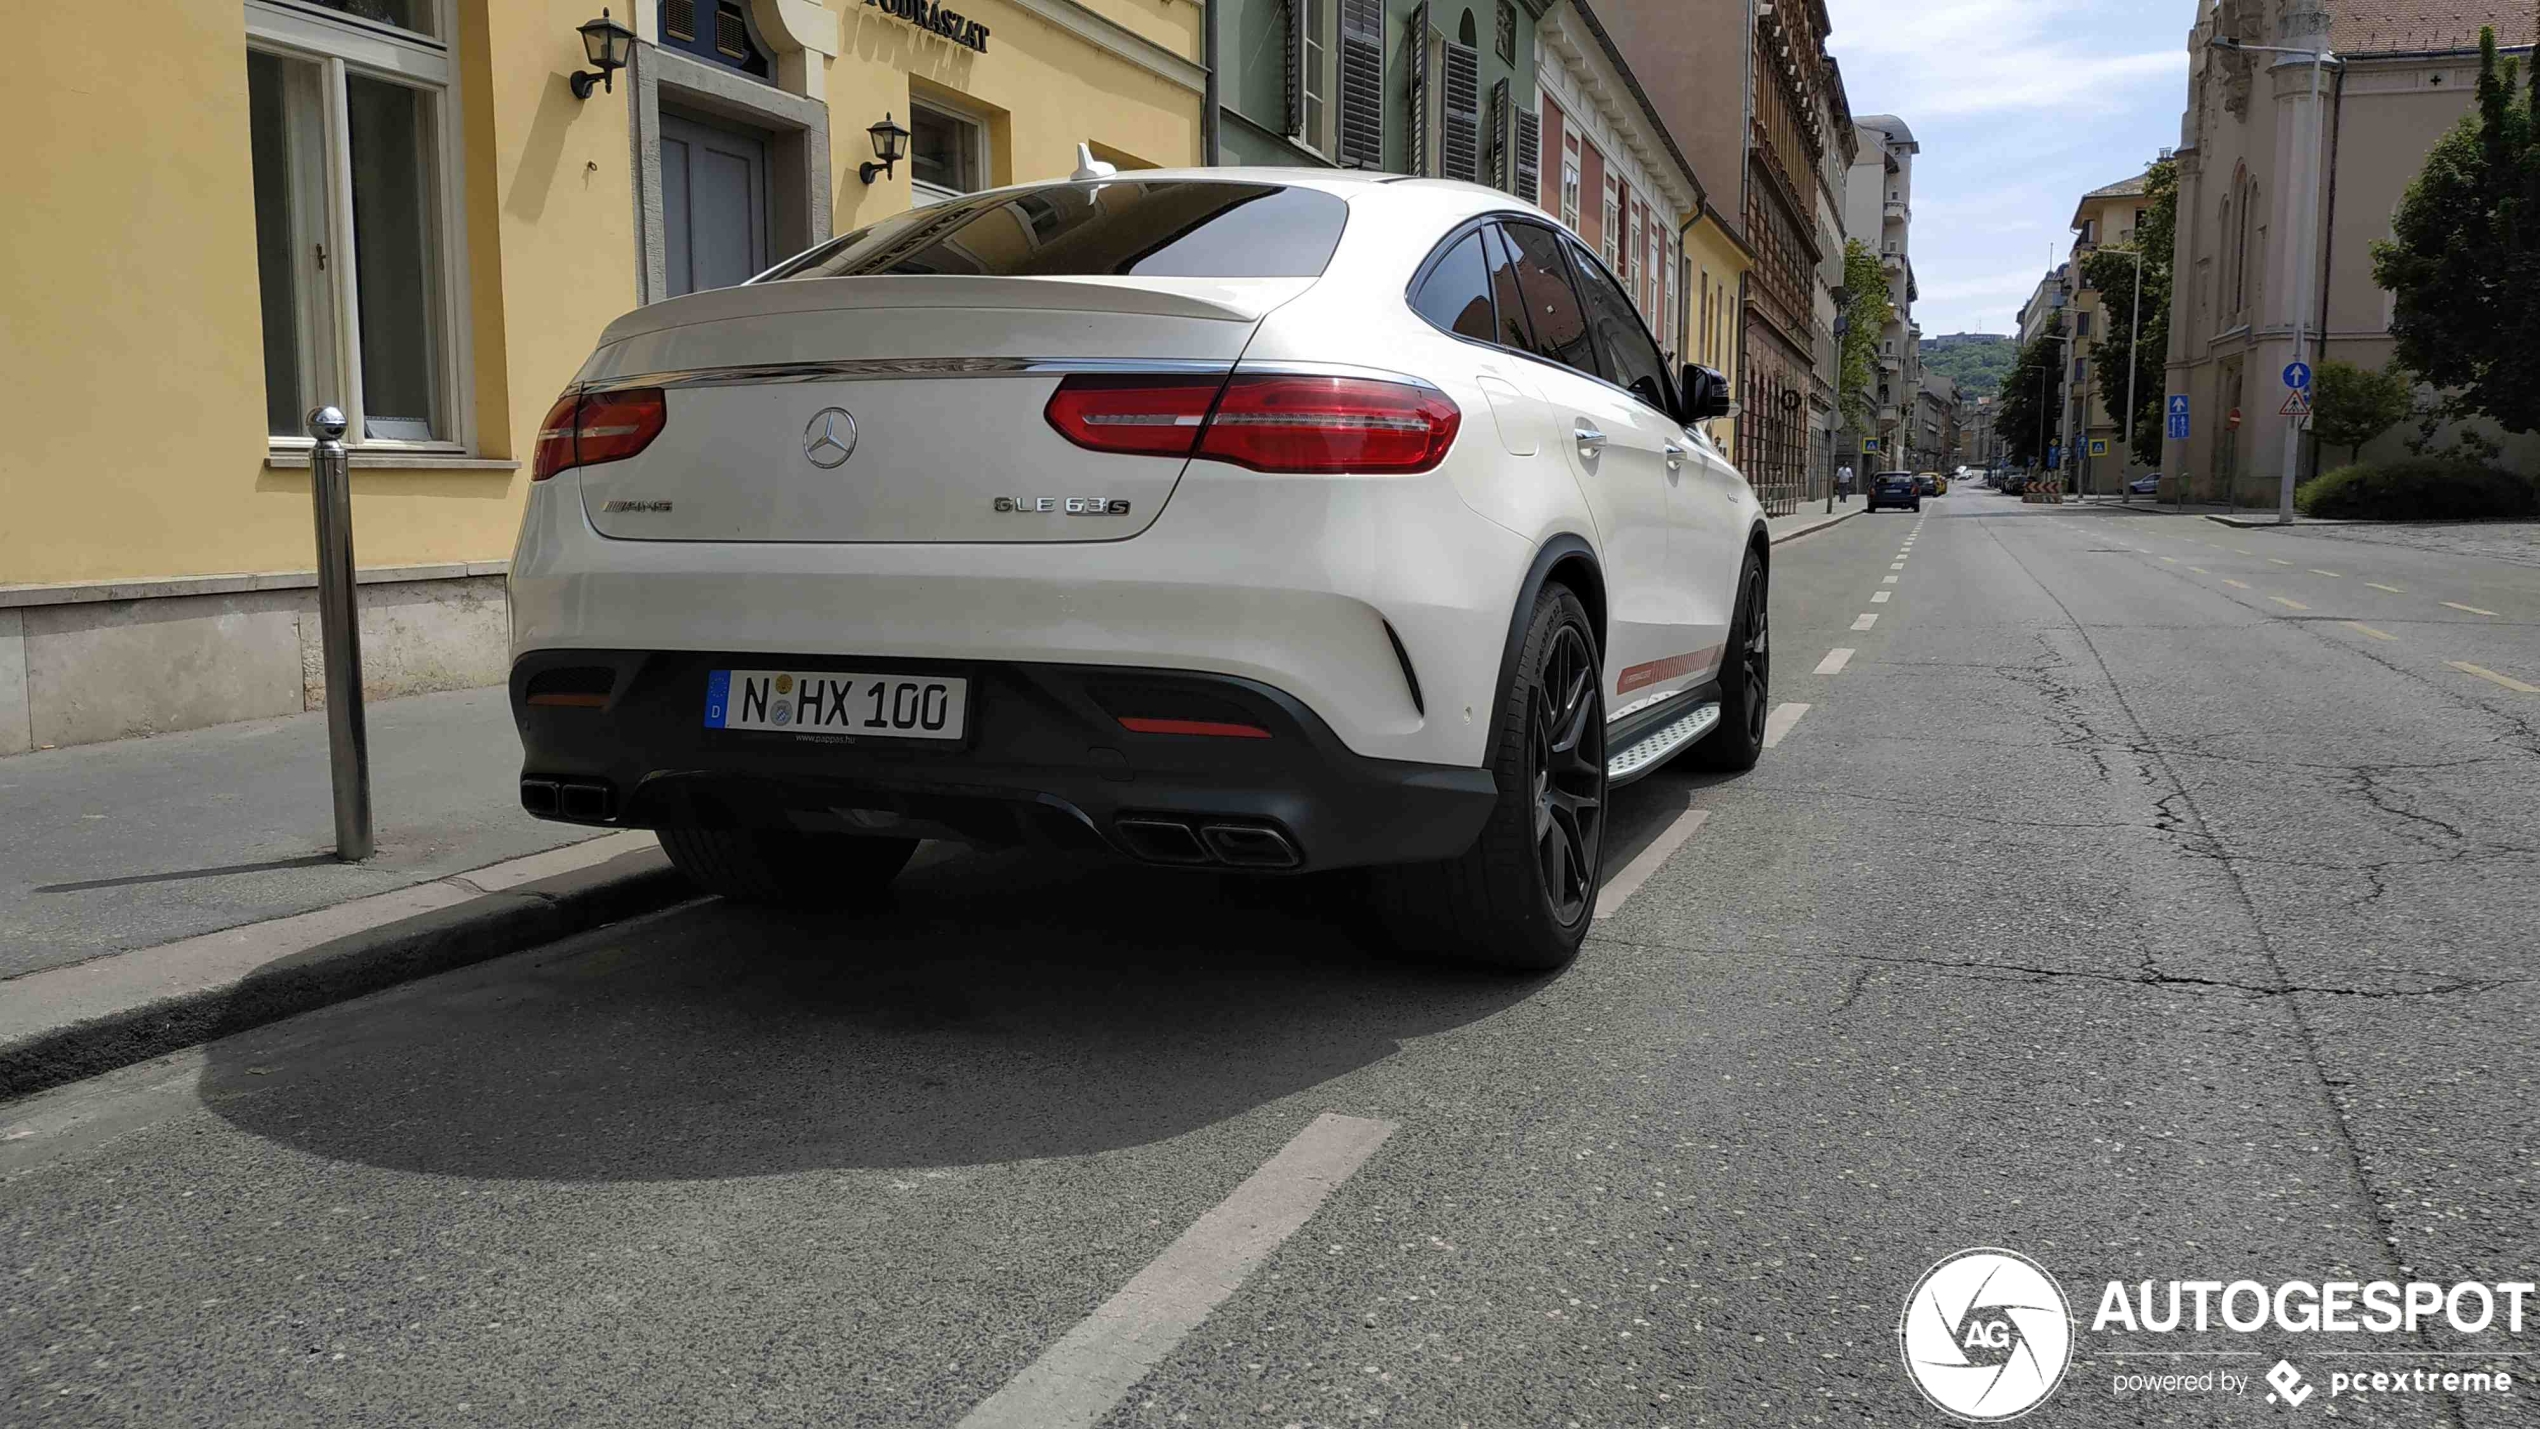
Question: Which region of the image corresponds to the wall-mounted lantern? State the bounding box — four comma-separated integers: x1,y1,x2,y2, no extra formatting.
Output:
861,113,912,184
570,9,637,99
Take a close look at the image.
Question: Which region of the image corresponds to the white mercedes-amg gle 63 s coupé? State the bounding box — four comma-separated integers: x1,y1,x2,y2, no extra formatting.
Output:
509,169,1769,970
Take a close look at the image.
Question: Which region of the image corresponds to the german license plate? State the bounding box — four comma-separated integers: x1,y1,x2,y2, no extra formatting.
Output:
704,669,967,741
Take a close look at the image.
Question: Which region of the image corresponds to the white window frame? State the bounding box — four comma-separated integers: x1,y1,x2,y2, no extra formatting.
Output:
1559,133,1582,233
1298,0,1333,158
1600,174,1619,270
248,0,474,458
909,94,992,208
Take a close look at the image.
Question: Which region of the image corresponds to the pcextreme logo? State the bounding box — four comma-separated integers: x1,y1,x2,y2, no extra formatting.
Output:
1899,1248,2075,1421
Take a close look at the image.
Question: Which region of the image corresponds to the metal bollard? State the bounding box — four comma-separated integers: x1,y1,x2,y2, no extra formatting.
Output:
307,407,373,861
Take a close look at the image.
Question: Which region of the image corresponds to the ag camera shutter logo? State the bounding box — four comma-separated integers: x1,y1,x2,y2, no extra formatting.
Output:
1899,1248,2075,1421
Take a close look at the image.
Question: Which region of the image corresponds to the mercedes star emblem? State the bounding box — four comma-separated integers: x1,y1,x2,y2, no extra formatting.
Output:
802,407,858,468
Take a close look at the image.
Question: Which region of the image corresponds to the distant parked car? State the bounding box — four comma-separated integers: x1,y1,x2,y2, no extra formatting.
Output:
2128,474,2161,495
1869,471,1921,512
1913,473,1940,497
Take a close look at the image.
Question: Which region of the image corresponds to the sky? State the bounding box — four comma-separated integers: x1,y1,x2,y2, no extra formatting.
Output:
1823,0,2196,336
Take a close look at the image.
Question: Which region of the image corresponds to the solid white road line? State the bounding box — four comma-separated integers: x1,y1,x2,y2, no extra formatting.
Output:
1852,613,1878,630
956,1113,1397,1429
1595,804,1711,920
2451,662,2540,694
2443,601,2500,617
1871,590,1892,603
1815,648,1855,675
1762,700,1810,749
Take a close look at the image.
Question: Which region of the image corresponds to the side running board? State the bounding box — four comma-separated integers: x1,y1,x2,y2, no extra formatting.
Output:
1607,701,1722,786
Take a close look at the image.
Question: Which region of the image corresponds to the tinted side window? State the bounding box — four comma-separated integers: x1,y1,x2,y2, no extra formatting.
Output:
1481,225,1535,352
1499,222,1597,376
1565,237,1675,415
1410,231,1496,341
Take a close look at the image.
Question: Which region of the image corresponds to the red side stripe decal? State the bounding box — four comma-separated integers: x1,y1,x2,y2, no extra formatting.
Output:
1616,645,1725,695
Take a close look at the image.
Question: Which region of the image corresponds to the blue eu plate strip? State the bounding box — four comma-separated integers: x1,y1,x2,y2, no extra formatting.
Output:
703,670,731,728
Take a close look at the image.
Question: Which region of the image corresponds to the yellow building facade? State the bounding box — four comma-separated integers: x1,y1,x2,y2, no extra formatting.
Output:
0,0,1202,751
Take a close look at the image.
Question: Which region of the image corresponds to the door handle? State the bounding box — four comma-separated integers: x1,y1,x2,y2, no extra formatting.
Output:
1663,441,1686,471
1575,421,1607,458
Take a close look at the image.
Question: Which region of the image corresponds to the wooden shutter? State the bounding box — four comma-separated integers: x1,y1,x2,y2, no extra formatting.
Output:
1441,40,1480,182
1488,78,1511,191
1284,0,1304,138
1338,0,1384,167
1513,106,1541,207
1405,5,1430,177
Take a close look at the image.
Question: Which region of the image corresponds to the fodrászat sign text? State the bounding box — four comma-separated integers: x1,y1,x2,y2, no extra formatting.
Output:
864,0,989,52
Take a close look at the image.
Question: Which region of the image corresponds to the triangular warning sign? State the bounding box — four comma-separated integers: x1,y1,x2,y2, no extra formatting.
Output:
2280,389,2312,416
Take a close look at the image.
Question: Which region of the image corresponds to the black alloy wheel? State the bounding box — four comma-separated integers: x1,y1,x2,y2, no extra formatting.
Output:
1691,552,1769,773
1529,621,1606,925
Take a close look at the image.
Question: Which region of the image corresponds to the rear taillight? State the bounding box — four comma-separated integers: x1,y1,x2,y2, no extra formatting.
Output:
1042,372,1459,474
531,388,667,481
1200,374,1461,473
1043,375,1222,458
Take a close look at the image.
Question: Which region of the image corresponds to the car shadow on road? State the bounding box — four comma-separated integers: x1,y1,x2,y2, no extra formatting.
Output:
196,845,1539,1182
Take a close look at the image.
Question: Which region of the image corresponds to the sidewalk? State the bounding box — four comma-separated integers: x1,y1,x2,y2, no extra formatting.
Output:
1768,494,1868,543
0,685,607,982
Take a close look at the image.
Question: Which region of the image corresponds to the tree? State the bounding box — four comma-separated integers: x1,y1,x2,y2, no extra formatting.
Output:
1838,240,1892,433
2371,26,2540,435
1992,334,2063,467
2078,158,2178,456
2309,360,2416,467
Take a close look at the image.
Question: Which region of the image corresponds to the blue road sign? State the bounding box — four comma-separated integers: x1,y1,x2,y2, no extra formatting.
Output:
2168,413,2191,441
2283,361,2311,390
2047,444,2063,469
2168,395,2191,417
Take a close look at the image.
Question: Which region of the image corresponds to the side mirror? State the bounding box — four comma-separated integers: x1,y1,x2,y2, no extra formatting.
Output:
1679,364,1732,423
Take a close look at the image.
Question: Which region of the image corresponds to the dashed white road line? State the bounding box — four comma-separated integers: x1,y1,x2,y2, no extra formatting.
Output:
1595,803,1711,920
1871,590,1892,603
956,1114,1397,1429
2269,596,2310,611
1882,575,1899,584
2451,662,2540,694
2161,556,2179,564
2443,601,2500,617
1762,700,1811,749
2189,566,2209,574
1852,613,1879,630
2268,558,2294,566
2309,569,2342,578
2343,622,2398,642
2365,582,2405,594
1814,648,1855,675
2222,578,2250,589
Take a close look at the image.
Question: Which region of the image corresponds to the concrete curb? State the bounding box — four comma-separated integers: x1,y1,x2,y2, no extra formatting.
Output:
2204,512,2351,528
1769,505,1866,545
0,832,694,1102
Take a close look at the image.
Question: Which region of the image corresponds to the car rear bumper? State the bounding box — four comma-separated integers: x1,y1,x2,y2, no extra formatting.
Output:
511,649,1499,872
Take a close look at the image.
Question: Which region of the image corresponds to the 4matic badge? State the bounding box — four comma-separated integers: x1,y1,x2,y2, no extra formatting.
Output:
1900,1248,2075,1421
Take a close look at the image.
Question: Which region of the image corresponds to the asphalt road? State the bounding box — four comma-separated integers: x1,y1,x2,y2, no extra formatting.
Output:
6,496,2536,1428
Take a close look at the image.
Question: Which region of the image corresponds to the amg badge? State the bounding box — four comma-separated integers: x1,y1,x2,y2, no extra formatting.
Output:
993,496,1132,517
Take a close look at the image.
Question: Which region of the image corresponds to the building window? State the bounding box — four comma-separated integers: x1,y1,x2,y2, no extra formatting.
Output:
909,99,986,206
660,1,772,82
247,0,464,448
1560,132,1582,233
1302,0,1329,153
1601,175,1619,269
1494,0,1516,63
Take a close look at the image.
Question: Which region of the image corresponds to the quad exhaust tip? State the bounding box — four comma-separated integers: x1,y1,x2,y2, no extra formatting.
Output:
1115,816,1301,870
521,777,616,823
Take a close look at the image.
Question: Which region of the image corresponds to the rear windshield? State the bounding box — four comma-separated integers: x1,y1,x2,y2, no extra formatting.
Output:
761,181,1349,282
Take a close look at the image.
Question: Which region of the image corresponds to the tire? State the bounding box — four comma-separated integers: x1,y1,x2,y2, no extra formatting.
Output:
1689,548,1769,773
659,827,917,907
1369,584,1606,972
1910,498,1922,511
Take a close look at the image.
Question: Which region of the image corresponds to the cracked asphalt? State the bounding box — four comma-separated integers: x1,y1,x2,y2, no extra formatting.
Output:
5,495,2536,1427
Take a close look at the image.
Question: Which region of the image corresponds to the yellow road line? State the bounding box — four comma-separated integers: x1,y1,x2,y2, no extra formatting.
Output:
2442,601,2499,617
2342,622,2397,642
2451,661,2540,693
2365,582,2404,593
2270,596,2310,610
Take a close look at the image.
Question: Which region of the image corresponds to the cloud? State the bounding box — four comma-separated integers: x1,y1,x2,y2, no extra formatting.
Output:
1834,0,2188,118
